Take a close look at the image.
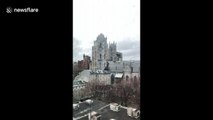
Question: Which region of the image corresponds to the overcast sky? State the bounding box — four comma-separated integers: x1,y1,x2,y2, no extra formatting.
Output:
73,0,140,62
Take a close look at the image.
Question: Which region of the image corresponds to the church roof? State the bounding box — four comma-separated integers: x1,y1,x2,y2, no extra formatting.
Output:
108,61,124,73
107,61,140,73
74,70,91,82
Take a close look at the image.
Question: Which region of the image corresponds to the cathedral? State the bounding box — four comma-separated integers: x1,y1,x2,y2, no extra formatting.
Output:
91,33,123,71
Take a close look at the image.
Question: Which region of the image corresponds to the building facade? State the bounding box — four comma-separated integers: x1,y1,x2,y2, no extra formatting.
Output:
91,33,123,71
78,54,91,70
108,42,122,62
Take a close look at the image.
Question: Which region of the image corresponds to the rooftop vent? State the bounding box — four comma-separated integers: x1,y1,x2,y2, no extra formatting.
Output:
127,107,140,119
88,111,101,120
132,109,140,119
85,99,93,105
73,104,79,110
110,103,120,112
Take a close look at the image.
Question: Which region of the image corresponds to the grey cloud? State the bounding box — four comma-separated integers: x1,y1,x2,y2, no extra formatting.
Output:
117,38,140,60
73,37,83,62
120,48,140,60
117,38,140,51
73,38,93,62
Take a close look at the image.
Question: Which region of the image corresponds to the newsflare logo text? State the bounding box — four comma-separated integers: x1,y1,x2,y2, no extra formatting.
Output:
6,7,39,13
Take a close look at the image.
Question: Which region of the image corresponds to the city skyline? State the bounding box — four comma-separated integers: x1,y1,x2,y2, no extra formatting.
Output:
73,0,140,62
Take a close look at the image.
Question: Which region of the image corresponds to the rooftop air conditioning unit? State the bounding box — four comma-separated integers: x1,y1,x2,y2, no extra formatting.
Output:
127,107,133,117
88,111,101,120
73,104,79,110
85,99,93,105
127,107,140,119
132,108,140,119
110,103,120,112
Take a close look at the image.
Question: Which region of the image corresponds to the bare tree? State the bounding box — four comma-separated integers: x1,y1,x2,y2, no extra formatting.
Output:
127,76,140,108
111,76,141,107
84,75,141,108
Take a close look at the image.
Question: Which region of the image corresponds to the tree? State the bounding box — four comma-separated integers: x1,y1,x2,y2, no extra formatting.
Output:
84,76,141,108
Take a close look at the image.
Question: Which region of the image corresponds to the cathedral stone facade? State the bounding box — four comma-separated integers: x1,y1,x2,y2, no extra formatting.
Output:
91,33,123,71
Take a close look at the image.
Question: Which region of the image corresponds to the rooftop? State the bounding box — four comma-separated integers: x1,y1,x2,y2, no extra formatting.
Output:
73,99,141,120
74,70,91,82
108,60,140,73
73,80,86,85
76,106,140,120
73,99,108,118
73,60,140,82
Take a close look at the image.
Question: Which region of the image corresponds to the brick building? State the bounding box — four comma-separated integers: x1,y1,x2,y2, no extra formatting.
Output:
78,54,91,70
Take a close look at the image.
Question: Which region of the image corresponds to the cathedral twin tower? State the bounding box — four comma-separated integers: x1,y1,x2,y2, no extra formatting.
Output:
91,33,123,71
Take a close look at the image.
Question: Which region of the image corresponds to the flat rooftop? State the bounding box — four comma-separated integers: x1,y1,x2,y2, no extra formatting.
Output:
73,99,108,118
77,106,141,120
73,99,141,120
